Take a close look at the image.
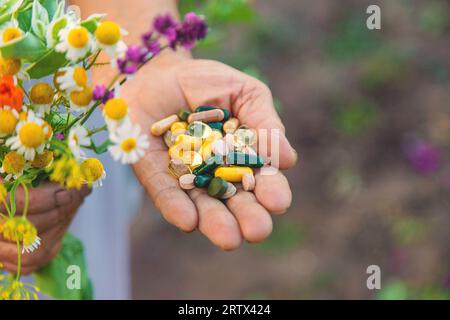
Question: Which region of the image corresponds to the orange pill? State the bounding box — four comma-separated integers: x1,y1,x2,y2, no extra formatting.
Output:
188,109,225,123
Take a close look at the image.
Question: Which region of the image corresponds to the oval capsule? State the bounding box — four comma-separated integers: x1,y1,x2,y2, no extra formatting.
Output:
214,166,253,183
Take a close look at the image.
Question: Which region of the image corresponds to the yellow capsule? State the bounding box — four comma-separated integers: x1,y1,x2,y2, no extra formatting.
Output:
182,151,203,167
200,141,213,161
171,121,188,134
214,166,253,183
223,118,240,134
175,134,202,151
205,130,223,143
168,145,184,160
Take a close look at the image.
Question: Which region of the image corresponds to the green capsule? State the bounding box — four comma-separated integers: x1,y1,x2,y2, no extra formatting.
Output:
207,177,229,198
193,155,224,176
196,106,230,121
194,175,213,188
208,122,224,131
177,108,191,121
226,152,264,168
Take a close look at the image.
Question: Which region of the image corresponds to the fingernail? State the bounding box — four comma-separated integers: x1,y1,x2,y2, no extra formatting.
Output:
55,190,72,207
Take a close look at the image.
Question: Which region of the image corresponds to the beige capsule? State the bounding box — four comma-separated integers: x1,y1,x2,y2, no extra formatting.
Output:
163,130,174,148
179,174,196,190
242,173,256,192
151,114,179,136
223,118,240,134
188,109,225,123
221,182,237,200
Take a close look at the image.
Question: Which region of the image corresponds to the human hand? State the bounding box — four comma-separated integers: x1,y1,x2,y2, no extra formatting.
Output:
104,54,298,250
0,183,91,275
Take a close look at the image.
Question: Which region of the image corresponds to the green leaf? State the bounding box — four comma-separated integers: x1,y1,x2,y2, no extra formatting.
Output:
80,13,105,33
31,0,49,39
50,0,65,21
0,0,24,25
35,233,94,300
0,32,47,61
45,15,68,48
40,0,64,21
26,49,67,78
31,170,50,188
90,139,112,155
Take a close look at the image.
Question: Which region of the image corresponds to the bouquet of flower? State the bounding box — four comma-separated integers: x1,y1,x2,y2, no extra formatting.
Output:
0,0,207,300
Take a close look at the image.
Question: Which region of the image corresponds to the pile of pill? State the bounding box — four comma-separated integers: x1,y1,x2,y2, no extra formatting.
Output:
150,106,264,200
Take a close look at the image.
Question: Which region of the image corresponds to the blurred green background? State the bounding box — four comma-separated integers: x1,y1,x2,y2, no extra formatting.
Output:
130,0,450,299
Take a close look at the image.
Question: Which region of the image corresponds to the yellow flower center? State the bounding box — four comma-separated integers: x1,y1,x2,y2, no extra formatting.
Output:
81,158,104,182
73,67,88,87
68,27,89,48
95,21,121,45
2,27,22,43
30,83,53,105
0,109,17,135
104,98,128,120
70,86,93,107
3,151,25,174
31,150,54,169
120,138,137,153
19,123,45,148
0,57,21,76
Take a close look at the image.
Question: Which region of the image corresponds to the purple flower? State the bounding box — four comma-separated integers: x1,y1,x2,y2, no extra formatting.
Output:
126,45,148,64
405,140,441,175
93,85,115,103
116,57,138,75
176,12,208,50
55,132,65,141
153,14,178,42
141,32,161,56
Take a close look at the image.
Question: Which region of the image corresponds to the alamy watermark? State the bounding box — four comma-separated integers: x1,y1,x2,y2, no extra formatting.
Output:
366,265,381,290
366,5,381,30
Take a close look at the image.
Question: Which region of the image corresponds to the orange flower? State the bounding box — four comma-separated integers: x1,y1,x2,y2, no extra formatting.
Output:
0,76,23,112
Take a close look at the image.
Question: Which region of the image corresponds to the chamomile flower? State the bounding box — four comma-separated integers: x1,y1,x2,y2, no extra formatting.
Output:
50,155,84,190
56,25,92,62
6,111,48,161
68,125,90,159
109,120,149,164
69,85,94,111
103,97,129,129
55,66,89,93
0,151,25,181
95,21,128,58
29,83,54,115
0,217,41,254
0,20,23,45
0,57,29,81
0,106,19,137
80,158,106,187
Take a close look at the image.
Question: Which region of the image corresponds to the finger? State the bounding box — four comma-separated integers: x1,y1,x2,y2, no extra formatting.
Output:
254,169,292,214
133,146,198,232
188,189,242,250
1,183,90,216
226,190,273,243
1,261,36,275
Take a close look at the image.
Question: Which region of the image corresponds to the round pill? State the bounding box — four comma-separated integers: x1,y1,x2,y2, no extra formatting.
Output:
221,182,237,200
179,174,196,190
242,173,256,192
188,121,213,139
212,139,231,157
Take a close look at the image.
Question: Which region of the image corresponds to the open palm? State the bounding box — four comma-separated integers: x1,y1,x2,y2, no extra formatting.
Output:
112,55,297,250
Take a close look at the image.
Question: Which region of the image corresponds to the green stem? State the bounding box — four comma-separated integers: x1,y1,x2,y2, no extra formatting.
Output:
87,50,101,70
20,183,29,218
88,125,108,136
15,239,21,281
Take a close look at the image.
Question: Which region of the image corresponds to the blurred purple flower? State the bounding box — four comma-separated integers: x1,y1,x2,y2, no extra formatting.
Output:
55,132,65,141
142,32,161,56
126,45,148,64
93,85,115,103
153,14,178,42
176,12,208,50
405,140,441,175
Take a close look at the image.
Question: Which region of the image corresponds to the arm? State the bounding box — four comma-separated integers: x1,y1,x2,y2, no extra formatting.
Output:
72,0,298,250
